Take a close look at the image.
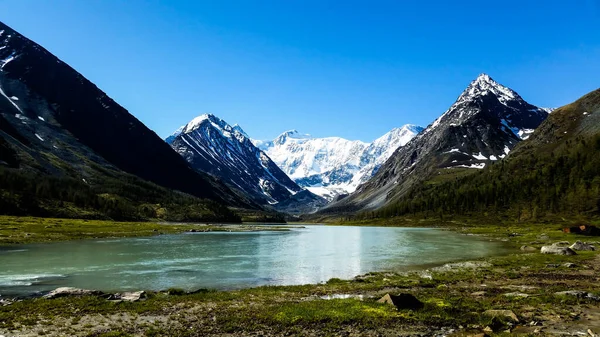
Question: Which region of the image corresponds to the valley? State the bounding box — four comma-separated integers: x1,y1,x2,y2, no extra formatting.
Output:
0,8,599,337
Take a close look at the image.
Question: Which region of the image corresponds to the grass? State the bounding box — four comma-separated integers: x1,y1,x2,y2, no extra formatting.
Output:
0,216,293,245
1,218,600,335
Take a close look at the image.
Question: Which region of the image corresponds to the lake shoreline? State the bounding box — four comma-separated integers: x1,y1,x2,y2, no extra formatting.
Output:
1,218,600,336
0,216,297,246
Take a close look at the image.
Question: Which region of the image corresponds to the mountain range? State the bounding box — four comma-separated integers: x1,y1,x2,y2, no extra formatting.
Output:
2,20,597,223
253,125,423,200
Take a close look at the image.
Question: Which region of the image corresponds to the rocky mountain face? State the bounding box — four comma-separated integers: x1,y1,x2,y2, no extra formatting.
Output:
0,21,250,209
168,114,326,212
323,74,551,213
362,87,600,220
254,125,423,200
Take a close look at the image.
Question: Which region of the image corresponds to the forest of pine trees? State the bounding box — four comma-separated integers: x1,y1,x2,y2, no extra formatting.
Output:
0,166,241,222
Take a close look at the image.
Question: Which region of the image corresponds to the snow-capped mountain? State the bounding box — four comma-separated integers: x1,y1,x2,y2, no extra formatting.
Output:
254,125,423,200
324,73,550,212
168,114,326,211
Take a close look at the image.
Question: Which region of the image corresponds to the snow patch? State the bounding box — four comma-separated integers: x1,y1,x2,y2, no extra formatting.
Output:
1,52,17,69
38,116,45,121
472,152,487,160
0,85,23,113
455,163,486,169
35,133,44,142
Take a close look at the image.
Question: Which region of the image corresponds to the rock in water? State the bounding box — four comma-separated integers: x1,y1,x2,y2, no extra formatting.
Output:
540,246,577,255
44,287,103,299
569,241,596,251
377,293,424,310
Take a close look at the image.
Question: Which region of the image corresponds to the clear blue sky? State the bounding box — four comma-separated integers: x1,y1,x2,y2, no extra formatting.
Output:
2,1,599,142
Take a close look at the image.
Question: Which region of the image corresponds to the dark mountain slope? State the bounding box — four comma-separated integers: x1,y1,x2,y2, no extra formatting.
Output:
321,74,549,214
360,88,600,221
0,21,249,207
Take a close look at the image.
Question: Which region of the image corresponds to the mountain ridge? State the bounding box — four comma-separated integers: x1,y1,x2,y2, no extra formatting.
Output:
359,87,600,221
321,73,550,213
168,113,326,213
0,21,253,220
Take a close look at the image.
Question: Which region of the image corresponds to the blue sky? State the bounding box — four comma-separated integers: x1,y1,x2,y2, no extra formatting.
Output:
2,0,599,142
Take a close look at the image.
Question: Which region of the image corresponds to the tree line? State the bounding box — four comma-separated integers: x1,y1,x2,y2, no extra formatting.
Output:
355,134,600,222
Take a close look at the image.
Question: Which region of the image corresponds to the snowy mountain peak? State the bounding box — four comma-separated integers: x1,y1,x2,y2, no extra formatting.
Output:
426,74,538,134
399,124,425,135
274,129,311,145
182,113,221,134
232,124,249,138
165,125,185,144
458,73,519,105
260,124,423,200
168,114,319,207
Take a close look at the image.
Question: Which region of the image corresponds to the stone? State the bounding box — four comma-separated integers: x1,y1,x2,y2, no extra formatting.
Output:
554,290,588,298
503,292,530,298
0,299,13,306
118,291,146,302
570,241,596,251
520,245,537,252
540,245,577,255
563,262,578,268
554,290,600,301
537,234,550,241
44,287,103,299
483,309,519,323
471,291,486,297
377,293,424,310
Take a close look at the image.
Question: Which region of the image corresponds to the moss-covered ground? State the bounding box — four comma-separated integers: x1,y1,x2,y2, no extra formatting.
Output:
0,216,292,245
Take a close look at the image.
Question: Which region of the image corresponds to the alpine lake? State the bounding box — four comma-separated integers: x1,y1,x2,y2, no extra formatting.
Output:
0,224,509,298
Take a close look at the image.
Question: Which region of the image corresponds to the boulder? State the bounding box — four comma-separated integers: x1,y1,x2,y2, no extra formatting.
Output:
377,293,424,310
569,241,596,251
117,291,146,302
483,309,519,323
540,246,577,255
44,287,103,299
